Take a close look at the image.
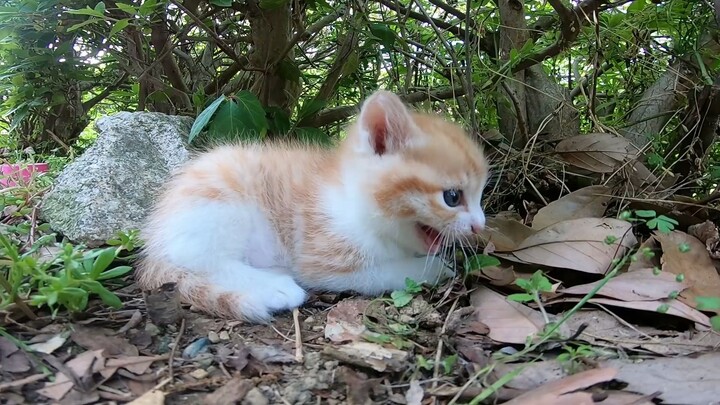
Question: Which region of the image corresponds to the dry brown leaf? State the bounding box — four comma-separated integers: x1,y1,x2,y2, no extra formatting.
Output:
509,218,637,274
559,268,689,302
471,285,568,344
532,185,612,229
324,299,371,343
37,349,105,401
689,220,720,259
71,325,138,358
128,389,165,405
105,355,165,376
655,230,720,309
482,217,536,252
602,352,720,405
555,133,638,173
27,333,68,355
547,296,711,327
562,310,720,356
322,341,408,372
0,337,30,373
337,366,382,405
502,367,617,405
599,391,656,405
202,376,253,405
476,264,517,287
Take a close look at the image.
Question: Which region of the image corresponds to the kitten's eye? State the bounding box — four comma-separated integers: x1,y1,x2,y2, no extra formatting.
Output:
443,189,462,207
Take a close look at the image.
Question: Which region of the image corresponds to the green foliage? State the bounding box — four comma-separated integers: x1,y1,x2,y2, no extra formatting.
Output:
508,270,553,304
696,296,720,332
619,210,679,234
465,254,501,273
0,232,134,316
390,277,423,308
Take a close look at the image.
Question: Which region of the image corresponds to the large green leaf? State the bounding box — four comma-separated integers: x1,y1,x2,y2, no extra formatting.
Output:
188,95,226,143
207,91,268,142
368,23,396,48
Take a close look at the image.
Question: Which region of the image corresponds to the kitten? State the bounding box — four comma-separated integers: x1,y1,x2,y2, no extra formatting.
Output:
135,90,489,322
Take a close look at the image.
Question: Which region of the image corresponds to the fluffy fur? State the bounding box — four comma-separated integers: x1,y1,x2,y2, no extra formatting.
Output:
135,90,489,321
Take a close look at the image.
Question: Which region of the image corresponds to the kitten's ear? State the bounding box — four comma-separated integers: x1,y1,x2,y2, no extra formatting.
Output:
358,90,414,155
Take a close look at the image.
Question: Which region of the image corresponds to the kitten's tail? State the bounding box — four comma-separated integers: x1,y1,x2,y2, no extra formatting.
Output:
134,257,253,321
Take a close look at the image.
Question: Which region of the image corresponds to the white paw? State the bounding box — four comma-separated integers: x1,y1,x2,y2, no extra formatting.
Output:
264,276,308,312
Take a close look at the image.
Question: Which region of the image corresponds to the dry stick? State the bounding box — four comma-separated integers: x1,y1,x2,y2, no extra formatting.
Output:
293,308,304,363
168,318,186,382
430,298,460,405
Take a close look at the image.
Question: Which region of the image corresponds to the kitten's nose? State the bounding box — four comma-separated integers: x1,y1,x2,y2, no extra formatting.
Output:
470,223,484,234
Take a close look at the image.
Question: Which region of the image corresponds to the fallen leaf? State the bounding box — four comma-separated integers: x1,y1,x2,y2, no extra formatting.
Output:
562,310,720,356
481,217,536,251
532,185,612,229
325,299,371,343
507,218,637,274
555,133,638,173
405,380,424,405
475,264,518,287
105,355,166,376
337,367,382,405
117,310,144,334
546,296,711,327
28,333,68,355
598,391,656,405
501,367,617,405
688,220,720,259
37,350,105,401
559,268,689,302
471,285,569,344
655,230,720,310
322,341,408,372
71,325,138,358
0,337,30,373
144,282,183,326
202,376,253,405
128,389,166,405
0,373,46,392
602,352,720,405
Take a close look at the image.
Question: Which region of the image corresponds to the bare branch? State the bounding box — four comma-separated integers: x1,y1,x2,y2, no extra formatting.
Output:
302,86,467,127
277,8,347,65
169,0,250,69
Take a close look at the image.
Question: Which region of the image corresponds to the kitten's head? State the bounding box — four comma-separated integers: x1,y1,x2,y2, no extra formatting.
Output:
344,90,490,255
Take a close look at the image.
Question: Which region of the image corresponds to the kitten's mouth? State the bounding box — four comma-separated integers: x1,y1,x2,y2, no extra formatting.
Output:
416,223,443,255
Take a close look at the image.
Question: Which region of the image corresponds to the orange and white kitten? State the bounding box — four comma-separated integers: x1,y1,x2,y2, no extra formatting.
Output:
136,90,489,322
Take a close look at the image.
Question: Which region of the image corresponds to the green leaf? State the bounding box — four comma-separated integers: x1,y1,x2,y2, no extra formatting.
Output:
293,127,331,146
207,91,269,141
711,315,720,332
67,18,101,32
65,7,105,17
627,0,647,13
441,354,458,374
465,254,501,271
634,210,656,218
109,18,130,37
391,290,413,307
96,266,133,281
210,0,233,6
116,3,137,14
266,106,292,135
278,59,303,83
94,2,106,14
82,280,122,309
507,293,534,302
189,95,226,143
90,247,116,279
515,278,531,290
259,0,288,10
368,23,396,48
696,296,720,311
404,278,422,293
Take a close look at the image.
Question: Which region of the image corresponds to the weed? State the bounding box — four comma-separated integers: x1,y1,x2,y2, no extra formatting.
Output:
390,277,423,308
508,270,554,323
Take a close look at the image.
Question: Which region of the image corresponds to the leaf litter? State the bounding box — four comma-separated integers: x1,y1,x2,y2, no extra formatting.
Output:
3,136,720,405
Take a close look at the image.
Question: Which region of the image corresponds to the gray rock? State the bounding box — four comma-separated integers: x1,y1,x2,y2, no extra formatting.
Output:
40,112,193,247
242,388,269,405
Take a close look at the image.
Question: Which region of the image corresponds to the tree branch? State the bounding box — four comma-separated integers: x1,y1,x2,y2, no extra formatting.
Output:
302,86,467,127
376,0,496,56
512,0,609,72
276,8,347,65
82,72,130,112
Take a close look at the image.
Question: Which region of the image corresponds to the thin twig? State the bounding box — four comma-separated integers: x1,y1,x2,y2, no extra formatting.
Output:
293,308,304,363
168,318,186,381
431,298,459,404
